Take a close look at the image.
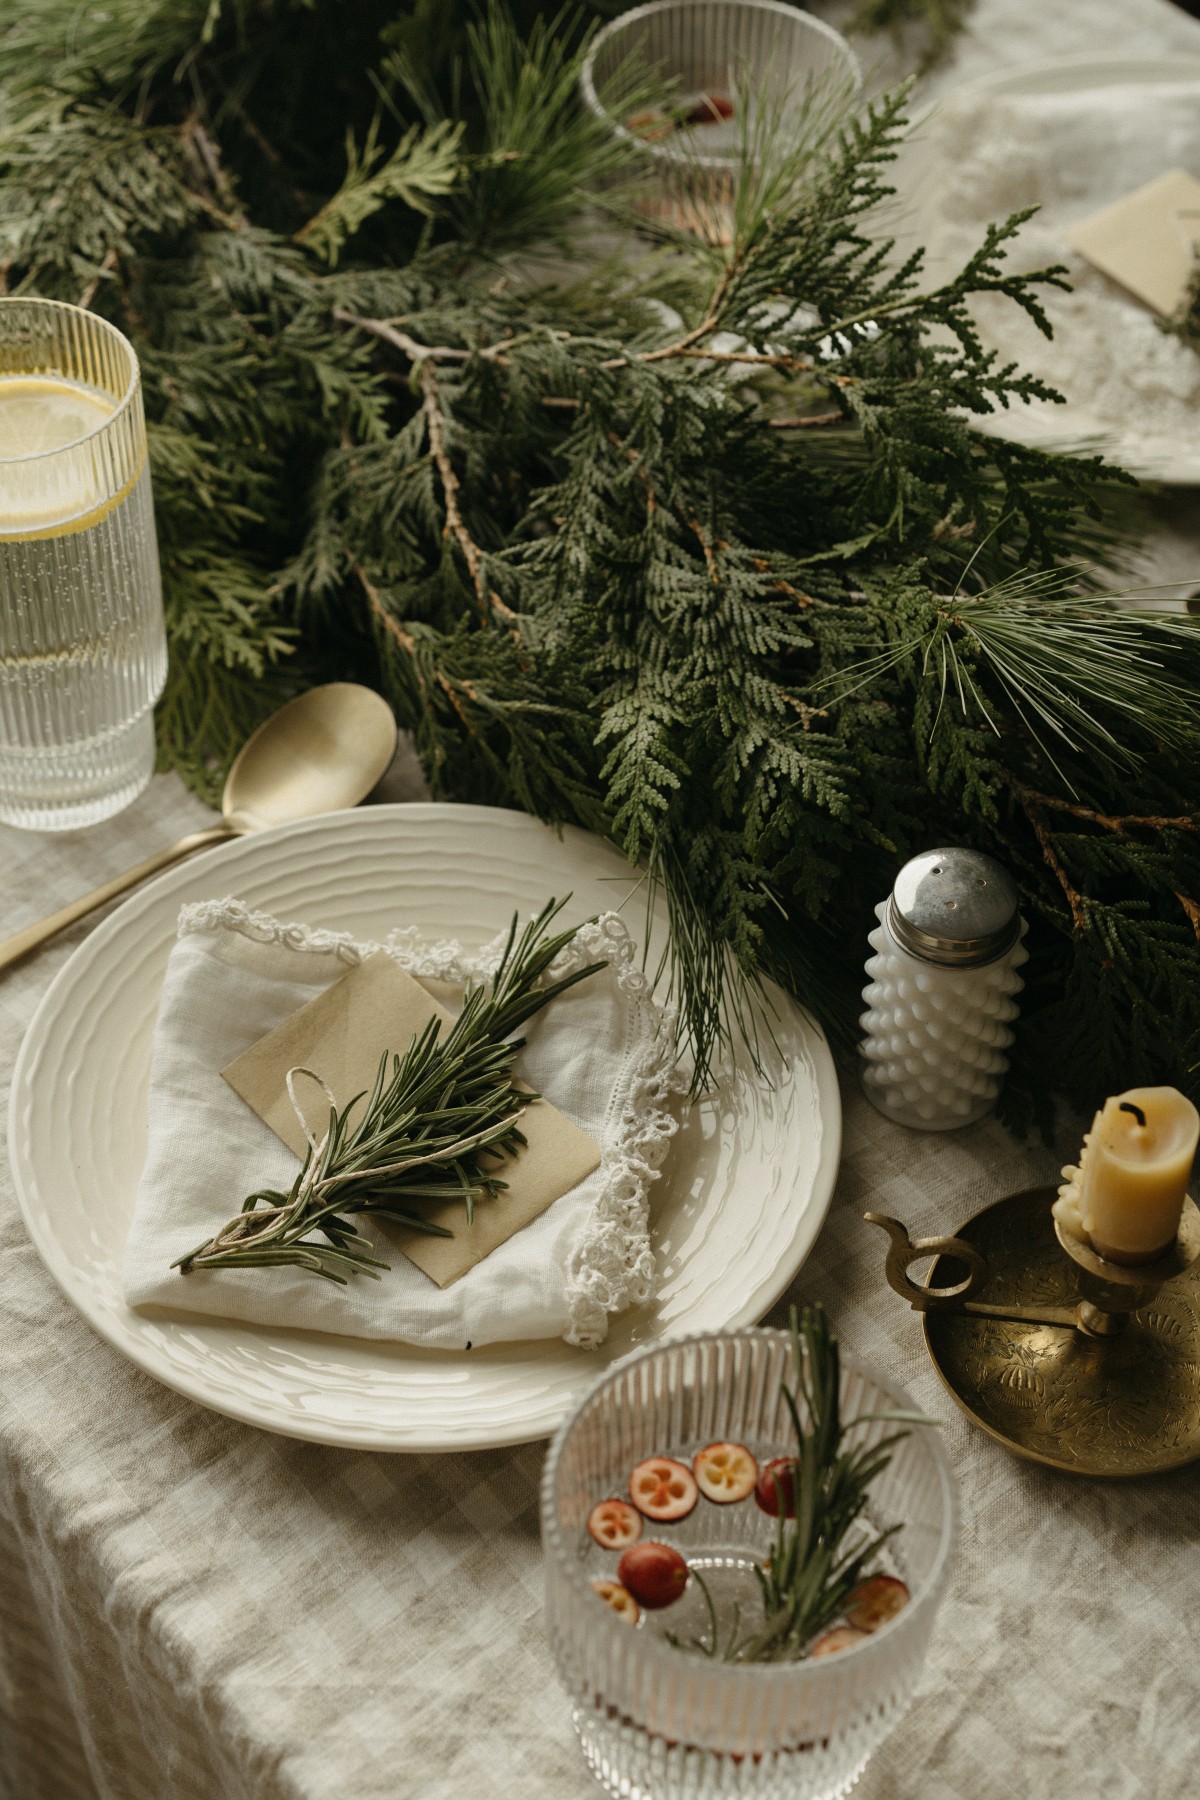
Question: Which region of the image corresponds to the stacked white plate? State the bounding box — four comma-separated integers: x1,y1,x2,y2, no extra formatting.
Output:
9,804,841,1451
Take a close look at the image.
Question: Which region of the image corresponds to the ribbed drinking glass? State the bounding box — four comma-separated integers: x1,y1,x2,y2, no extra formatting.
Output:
580,0,860,235
541,1328,958,1800
0,297,167,829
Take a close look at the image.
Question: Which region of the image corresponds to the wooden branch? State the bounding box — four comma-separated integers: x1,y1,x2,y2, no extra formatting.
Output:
688,516,720,585
1017,790,1087,932
1015,786,1197,836
768,410,844,430
1175,892,1200,943
416,358,518,625
334,311,518,628
355,564,421,667
354,563,477,730
1009,781,1199,940
233,103,282,166
182,115,249,231
334,310,468,366
78,246,119,311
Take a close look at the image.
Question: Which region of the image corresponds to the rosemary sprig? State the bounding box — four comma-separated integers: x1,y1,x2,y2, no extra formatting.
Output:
174,898,606,1284
672,1305,925,1664
742,1306,915,1660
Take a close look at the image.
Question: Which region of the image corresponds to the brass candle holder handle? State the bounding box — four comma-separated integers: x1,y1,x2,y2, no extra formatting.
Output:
864,1213,1076,1328
867,1187,1200,1478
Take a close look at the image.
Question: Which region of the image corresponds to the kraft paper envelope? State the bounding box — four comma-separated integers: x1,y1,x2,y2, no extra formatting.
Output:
221,951,602,1288
1065,168,1200,316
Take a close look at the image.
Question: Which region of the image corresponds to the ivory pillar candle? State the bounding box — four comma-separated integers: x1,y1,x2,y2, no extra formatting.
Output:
1055,1087,1200,1265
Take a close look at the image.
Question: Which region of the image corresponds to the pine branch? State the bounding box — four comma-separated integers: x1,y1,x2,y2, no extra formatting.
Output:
5,6,1196,1106
296,118,463,266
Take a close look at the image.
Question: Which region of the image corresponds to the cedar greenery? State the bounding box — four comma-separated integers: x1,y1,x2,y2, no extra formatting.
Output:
2,0,1197,1110
174,898,605,1282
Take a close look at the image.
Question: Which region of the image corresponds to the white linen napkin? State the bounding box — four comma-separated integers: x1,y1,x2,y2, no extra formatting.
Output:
122,902,683,1350
918,76,1200,468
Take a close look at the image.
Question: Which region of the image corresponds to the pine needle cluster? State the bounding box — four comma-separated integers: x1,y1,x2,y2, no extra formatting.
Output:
2,0,1197,1111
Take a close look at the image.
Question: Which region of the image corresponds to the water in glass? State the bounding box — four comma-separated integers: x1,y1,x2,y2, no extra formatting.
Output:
0,301,167,829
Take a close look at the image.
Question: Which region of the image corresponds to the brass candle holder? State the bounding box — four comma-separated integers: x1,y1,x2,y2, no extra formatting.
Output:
867,1187,1200,1476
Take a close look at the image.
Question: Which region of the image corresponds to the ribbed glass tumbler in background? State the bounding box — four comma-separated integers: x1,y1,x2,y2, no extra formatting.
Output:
541,1330,957,1800
0,297,167,829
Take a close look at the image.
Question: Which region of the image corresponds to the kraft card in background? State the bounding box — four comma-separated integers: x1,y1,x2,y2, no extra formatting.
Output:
1065,168,1200,316
221,951,602,1288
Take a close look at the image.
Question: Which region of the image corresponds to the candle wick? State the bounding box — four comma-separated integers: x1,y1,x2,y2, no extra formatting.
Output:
1119,1101,1147,1129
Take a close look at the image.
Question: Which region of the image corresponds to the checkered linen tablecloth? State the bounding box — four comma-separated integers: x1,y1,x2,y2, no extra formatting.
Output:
4,3,1200,1793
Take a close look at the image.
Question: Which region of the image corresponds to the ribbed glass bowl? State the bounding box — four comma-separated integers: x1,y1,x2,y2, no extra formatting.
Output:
580,0,860,231
541,1328,957,1800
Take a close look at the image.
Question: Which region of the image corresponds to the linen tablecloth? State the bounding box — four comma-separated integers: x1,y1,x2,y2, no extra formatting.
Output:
4,2,1200,1794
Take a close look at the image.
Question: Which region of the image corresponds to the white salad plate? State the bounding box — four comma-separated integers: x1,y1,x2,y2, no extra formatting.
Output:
893,56,1200,485
9,804,841,1452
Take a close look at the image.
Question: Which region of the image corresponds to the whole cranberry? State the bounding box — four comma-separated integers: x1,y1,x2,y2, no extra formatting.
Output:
754,1457,798,1518
616,1541,689,1610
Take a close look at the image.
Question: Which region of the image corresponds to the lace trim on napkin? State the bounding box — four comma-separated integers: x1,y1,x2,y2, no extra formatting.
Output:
175,898,685,1348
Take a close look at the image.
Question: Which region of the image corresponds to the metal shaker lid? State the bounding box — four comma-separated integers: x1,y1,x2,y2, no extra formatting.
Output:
887,847,1021,968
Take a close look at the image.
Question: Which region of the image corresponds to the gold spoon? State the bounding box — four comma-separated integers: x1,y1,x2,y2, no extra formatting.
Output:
0,682,398,975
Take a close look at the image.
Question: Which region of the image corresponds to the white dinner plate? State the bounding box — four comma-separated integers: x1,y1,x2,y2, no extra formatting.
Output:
892,56,1200,484
9,804,841,1452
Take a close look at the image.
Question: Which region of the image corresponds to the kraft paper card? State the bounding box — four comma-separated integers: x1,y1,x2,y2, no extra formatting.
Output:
221,951,602,1288
1066,168,1200,316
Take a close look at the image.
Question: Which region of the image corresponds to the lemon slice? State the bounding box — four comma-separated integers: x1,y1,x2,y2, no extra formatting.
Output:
0,376,115,460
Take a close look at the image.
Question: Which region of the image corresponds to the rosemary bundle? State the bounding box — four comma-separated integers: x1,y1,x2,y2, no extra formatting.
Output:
175,899,605,1284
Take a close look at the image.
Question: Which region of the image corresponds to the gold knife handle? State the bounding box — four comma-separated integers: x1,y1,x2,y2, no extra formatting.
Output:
0,825,232,974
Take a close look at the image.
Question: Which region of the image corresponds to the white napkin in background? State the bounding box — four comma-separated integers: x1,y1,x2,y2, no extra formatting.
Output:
919,77,1200,467
122,902,683,1351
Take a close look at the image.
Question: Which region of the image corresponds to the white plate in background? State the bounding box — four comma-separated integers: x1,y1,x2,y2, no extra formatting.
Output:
892,56,1200,484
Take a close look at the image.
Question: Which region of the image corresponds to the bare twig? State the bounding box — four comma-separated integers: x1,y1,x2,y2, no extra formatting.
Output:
1016,789,1087,932
1011,781,1200,940
1175,892,1200,943
355,563,420,666
688,515,720,585
769,410,844,430
78,246,119,310
355,563,479,732
1015,787,1197,836
233,102,282,166
335,311,519,628
183,113,248,228
416,358,518,625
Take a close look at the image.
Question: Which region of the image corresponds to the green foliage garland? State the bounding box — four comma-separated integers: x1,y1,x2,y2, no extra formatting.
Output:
2,0,1197,1111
